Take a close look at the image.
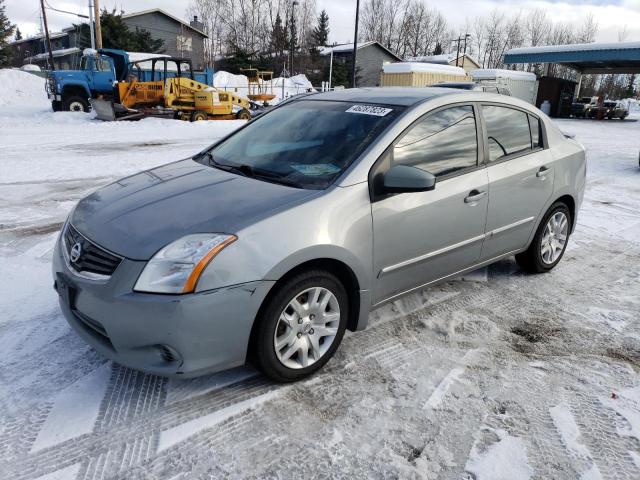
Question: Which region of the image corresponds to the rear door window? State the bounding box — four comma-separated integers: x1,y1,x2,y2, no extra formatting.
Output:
482,105,532,162
393,105,478,177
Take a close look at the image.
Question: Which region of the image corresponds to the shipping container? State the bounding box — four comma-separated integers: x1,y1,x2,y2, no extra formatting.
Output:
471,69,538,104
380,62,471,87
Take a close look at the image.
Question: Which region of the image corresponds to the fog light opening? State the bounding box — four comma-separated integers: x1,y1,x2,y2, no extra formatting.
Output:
157,344,181,364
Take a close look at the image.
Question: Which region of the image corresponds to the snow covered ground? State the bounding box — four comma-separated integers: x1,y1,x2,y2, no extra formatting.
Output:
1,70,640,479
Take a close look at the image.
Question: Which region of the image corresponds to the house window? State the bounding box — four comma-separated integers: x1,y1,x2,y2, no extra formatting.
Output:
177,35,192,53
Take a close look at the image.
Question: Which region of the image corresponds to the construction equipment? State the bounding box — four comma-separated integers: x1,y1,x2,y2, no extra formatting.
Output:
241,68,276,105
91,56,252,121
165,77,252,121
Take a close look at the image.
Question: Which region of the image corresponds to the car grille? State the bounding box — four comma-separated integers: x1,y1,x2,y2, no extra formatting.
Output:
64,224,122,277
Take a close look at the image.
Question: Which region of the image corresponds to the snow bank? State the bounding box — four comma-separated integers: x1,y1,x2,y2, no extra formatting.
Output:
20,64,41,72
213,70,248,89
0,68,48,109
383,62,467,76
471,69,537,81
213,70,315,103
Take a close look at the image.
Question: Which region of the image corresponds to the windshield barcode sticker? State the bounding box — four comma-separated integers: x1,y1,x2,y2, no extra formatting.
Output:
346,105,393,116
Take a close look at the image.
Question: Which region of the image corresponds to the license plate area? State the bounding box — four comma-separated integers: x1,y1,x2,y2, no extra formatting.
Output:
56,272,77,310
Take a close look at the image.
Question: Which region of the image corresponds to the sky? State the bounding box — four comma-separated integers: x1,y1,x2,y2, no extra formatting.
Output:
5,0,640,45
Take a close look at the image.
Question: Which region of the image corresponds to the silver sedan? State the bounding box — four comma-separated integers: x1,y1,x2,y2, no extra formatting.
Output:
53,87,586,382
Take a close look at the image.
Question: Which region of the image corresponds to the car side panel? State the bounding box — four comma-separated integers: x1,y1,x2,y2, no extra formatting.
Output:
196,182,375,330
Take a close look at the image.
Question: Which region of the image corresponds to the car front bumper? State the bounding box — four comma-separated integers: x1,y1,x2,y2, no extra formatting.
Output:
52,235,274,378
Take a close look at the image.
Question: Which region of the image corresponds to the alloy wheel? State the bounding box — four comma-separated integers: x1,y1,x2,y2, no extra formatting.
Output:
541,211,568,264
273,287,340,369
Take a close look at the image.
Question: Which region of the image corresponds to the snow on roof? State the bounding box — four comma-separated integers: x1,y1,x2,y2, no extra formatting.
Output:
407,53,479,65
383,62,467,76
9,31,67,45
506,41,640,56
320,41,376,54
25,47,81,62
471,69,537,81
319,41,401,60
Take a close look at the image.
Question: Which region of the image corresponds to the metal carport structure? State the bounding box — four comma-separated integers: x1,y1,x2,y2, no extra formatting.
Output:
504,41,640,98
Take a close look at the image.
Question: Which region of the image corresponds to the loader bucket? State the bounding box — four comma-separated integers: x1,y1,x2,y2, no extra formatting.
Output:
90,98,118,121
90,99,146,121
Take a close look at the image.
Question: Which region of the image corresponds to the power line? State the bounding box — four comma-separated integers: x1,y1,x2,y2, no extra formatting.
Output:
44,0,89,19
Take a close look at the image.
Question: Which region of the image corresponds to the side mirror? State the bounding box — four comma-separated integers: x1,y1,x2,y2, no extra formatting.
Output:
382,165,436,194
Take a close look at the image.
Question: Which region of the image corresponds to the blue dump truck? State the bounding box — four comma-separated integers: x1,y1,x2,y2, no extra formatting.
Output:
46,48,214,112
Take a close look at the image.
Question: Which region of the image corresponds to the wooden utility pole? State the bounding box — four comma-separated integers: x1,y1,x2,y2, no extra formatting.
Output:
94,0,103,49
351,0,360,88
39,0,56,70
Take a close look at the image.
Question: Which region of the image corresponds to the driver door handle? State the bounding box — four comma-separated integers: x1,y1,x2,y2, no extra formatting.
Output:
464,190,487,204
536,166,550,178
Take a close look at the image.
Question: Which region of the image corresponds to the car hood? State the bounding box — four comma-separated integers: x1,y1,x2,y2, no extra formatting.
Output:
71,159,320,260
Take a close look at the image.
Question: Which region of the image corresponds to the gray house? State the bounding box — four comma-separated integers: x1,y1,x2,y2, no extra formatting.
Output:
8,9,208,70
121,9,208,69
320,41,402,87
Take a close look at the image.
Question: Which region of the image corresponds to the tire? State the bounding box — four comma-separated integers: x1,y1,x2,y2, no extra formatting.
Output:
190,110,208,121
236,108,251,120
252,270,349,382
63,95,90,112
516,202,571,273
51,100,63,112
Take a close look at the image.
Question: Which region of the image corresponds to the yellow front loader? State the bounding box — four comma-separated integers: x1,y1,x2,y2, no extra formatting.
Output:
164,77,252,121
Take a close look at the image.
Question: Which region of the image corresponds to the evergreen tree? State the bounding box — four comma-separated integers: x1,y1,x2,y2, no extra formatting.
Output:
15,26,22,41
271,13,288,55
432,42,443,55
76,9,164,53
0,0,15,67
312,10,329,47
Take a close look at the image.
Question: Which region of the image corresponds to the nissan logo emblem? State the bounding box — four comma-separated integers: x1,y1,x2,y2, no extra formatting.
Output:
69,242,82,263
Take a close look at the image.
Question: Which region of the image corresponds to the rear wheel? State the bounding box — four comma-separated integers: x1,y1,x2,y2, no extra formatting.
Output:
63,95,90,112
252,270,348,382
516,202,571,273
190,111,208,121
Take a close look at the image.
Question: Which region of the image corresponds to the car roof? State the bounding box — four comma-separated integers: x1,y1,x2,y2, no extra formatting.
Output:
304,87,463,107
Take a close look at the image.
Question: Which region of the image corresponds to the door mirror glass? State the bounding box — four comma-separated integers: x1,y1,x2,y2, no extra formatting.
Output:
382,165,436,193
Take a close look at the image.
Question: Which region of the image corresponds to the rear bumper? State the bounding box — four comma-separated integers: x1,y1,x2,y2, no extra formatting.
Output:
52,236,274,378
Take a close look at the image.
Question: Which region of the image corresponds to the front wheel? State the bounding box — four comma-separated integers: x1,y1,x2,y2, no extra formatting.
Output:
63,95,90,112
252,270,348,382
236,108,251,120
516,202,571,273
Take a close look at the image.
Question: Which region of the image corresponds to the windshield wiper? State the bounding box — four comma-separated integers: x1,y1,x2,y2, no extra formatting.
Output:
197,152,302,188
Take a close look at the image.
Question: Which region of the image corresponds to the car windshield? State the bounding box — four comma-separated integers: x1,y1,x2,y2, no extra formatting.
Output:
200,100,402,189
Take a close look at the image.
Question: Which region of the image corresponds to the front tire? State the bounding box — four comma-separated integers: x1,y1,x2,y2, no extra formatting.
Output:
236,108,251,120
516,202,571,273
63,95,90,112
252,270,348,382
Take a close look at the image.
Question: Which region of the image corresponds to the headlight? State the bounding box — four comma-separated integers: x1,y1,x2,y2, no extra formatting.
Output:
134,234,237,294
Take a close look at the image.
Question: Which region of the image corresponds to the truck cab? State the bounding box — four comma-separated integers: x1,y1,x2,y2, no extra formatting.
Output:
47,50,124,112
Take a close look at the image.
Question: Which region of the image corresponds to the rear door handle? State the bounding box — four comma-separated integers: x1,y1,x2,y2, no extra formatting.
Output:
536,166,550,178
464,190,487,204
